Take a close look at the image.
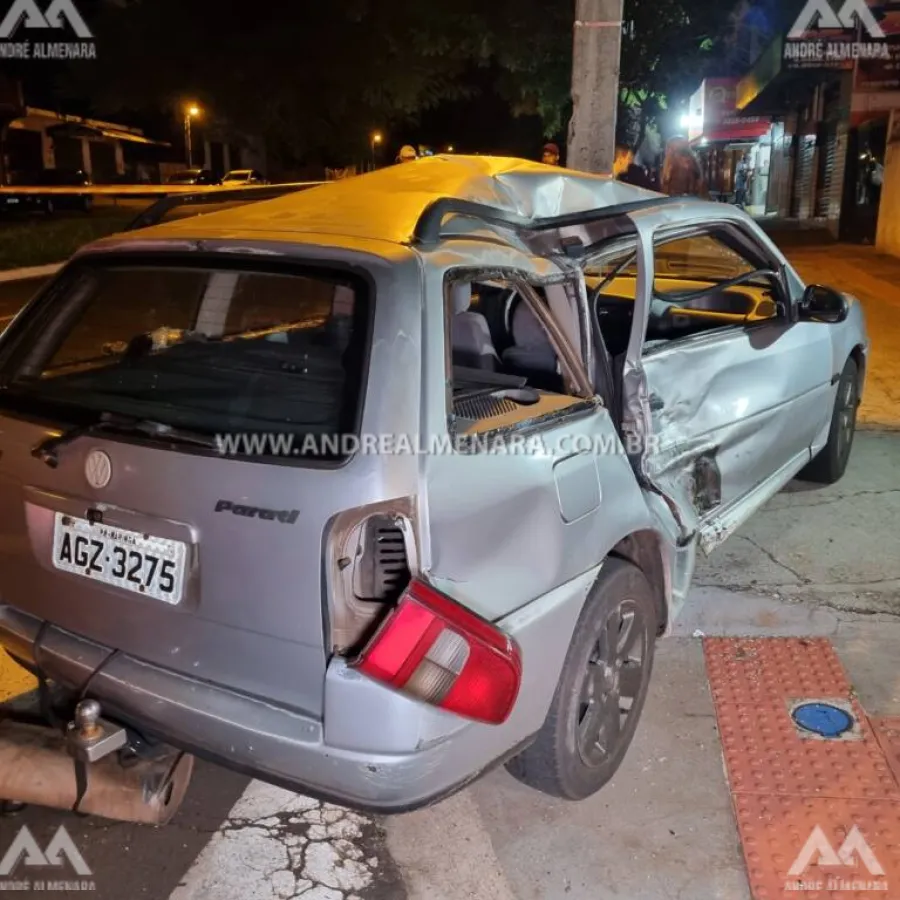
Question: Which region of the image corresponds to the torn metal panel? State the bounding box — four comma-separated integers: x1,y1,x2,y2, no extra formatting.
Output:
326,497,418,654
638,323,833,539
423,240,564,284
618,203,845,559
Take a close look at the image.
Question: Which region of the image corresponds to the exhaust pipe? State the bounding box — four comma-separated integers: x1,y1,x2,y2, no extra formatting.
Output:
0,712,194,826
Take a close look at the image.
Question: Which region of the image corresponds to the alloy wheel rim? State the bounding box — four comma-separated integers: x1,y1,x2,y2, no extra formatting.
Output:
836,377,858,465
576,599,647,768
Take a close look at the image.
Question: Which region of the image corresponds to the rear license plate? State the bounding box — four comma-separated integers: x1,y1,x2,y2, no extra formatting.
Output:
51,513,187,604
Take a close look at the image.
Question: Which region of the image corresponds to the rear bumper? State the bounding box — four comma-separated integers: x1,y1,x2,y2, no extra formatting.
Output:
0,569,594,812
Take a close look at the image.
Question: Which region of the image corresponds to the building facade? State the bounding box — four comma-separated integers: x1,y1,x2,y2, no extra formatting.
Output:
687,77,773,212
735,1,900,244
3,107,169,183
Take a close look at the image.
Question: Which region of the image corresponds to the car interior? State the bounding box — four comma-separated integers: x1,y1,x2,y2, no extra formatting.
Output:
447,279,578,433
446,232,784,435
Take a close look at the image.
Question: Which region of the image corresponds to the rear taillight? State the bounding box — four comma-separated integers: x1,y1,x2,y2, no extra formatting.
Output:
352,579,523,724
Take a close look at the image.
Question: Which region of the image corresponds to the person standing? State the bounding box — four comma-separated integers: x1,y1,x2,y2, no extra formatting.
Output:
661,138,707,198
614,144,657,191
734,155,749,208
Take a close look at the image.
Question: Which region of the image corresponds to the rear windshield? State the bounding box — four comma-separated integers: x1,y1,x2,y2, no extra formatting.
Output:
0,260,371,462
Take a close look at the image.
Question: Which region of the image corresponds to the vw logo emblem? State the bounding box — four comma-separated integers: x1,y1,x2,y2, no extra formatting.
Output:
85,449,112,489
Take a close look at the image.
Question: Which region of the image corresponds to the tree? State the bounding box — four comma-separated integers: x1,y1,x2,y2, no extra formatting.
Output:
55,0,744,168
60,0,489,168
482,0,742,147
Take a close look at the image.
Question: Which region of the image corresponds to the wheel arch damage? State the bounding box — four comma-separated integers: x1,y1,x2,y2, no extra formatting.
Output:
608,529,670,636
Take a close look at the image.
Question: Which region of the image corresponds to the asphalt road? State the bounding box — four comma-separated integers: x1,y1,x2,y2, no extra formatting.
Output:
0,758,249,900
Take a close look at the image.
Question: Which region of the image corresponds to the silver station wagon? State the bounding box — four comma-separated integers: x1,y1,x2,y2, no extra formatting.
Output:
0,157,868,814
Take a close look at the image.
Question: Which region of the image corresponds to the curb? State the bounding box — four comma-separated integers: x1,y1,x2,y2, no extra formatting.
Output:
0,263,63,283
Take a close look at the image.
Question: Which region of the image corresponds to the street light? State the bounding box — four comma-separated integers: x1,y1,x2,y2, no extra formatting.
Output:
371,131,383,169
184,103,201,168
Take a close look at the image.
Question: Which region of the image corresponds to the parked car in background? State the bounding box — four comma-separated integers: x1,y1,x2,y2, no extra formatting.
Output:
0,168,94,214
221,169,267,185
166,168,220,186
0,157,868,815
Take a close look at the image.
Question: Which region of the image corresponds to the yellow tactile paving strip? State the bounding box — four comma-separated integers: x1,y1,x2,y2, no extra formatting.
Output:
0,647,36,702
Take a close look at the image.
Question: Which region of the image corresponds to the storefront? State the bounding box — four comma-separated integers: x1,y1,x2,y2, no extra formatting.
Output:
687,77,772,212
736,3,900,243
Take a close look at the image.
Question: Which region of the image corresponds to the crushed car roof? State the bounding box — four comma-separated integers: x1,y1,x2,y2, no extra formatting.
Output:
133,155,662,247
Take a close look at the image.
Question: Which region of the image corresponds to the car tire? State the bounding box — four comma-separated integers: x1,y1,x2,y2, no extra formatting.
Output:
799,357,859,485
506,558,658,800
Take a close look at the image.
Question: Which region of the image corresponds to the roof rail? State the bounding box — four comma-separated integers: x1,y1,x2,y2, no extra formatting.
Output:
125,182,324,232
413,195,684,248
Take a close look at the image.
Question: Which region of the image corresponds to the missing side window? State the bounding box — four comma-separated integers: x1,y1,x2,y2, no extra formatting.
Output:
445,273,594,440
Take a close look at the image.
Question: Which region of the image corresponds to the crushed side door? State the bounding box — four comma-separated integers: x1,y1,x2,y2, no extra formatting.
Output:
619,210,833,558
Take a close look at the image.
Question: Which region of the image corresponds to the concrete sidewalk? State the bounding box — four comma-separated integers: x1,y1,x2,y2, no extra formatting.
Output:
783,245,900,429
694,431,899,617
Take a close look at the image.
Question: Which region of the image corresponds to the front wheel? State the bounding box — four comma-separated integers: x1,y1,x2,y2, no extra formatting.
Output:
506,558,658,800
799,357,859,485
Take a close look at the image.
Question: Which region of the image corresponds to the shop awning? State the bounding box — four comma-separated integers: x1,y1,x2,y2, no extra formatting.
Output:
97,127,169,147
13,108,169,147
699,117,771,143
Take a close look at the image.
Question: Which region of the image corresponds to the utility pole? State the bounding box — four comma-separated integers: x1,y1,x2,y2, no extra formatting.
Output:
567,0,624,174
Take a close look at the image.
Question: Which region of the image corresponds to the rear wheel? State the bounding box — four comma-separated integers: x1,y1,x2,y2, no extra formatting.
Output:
800,357,859,485
506,558,657,800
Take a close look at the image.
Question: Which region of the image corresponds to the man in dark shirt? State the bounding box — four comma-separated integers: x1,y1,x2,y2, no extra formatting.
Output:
614,144,658,191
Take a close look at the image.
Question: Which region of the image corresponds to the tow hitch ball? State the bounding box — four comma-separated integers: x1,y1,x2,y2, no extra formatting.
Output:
66,699,128,763
0,698,194,825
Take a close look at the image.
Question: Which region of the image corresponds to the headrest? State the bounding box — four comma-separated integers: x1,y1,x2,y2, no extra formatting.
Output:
512,300,549,348
451,282,472,315
333,284,354,316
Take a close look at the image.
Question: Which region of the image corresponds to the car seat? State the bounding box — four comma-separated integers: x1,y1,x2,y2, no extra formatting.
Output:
451,283,500,371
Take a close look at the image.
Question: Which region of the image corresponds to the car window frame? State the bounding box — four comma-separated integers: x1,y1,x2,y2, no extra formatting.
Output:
0,251,379,471
640,220,791,358
441,267,598,449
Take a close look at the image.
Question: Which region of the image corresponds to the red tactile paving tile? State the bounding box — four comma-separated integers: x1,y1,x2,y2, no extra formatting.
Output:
734,794,900,900
705,638,899,801
705,637,850,699
871,718,900,790
705,638,900,900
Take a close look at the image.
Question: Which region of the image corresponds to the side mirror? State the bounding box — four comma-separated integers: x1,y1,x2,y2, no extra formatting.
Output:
798,284,850,324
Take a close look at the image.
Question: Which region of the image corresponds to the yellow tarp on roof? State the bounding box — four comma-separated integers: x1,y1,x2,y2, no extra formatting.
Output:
152,155,659,246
